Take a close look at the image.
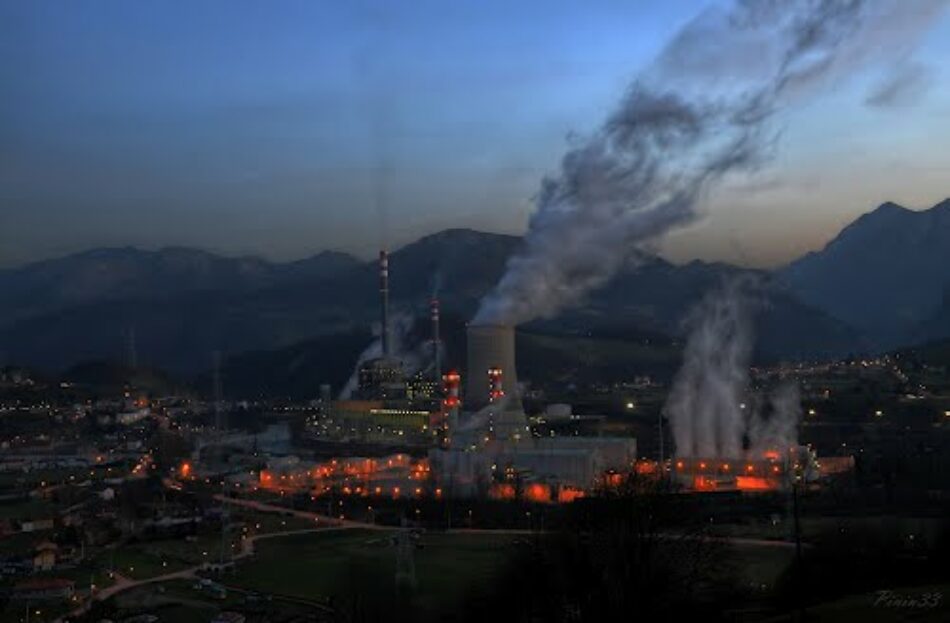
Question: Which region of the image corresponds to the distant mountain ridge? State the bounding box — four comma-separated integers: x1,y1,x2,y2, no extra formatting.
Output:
0,246,361,324
779,197,950,347
3,195,950,382
0,226,863,377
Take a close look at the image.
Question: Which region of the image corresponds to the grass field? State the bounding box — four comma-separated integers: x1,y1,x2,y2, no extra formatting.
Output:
96,505,315,582
101,531,228,580
96,577,321,623
227,528,521,616
110,579,233,623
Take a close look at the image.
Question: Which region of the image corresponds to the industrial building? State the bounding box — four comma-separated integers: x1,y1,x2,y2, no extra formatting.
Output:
320,250,444,445
314,247,638,500
431,322,636,498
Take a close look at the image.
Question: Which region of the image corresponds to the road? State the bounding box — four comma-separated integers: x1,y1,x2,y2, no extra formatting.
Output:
54,525,345,623
212,493,388,530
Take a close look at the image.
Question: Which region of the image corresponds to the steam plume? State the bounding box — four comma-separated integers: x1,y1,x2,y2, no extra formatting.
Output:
665,277,801,459
749,382,801,456
665,277,757,459
338,312,434,399
474,0,944,326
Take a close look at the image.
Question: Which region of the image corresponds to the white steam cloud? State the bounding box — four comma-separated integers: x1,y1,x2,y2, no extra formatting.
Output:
338,312,441,399
474,0,944,326
665,277,801,459
749,382,802,457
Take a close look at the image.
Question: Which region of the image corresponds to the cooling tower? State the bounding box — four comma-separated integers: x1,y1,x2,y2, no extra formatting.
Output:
465,324,518,411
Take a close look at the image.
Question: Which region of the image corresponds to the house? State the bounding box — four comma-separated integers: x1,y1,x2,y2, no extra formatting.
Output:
33,541,58,571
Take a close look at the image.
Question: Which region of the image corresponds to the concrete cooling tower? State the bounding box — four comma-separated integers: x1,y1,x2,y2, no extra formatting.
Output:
465,324,518,411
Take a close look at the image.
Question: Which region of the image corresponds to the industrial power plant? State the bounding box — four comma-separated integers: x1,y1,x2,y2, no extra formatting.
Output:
297,249,640,501
298,248,824,503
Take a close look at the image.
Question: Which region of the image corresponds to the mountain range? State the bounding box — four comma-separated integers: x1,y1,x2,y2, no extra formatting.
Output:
1,198,948,395
779,198,950,348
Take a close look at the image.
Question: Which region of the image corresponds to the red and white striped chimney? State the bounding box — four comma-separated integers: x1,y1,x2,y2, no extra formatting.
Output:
379,250,390,357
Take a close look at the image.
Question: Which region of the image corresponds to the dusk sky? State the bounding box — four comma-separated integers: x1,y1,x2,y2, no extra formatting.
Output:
2,0,949,269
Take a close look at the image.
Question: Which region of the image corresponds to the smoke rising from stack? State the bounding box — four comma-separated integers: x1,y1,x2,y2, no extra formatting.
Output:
339,312,417,400
338,311,446,400
474,0,944,327
665,277,800,459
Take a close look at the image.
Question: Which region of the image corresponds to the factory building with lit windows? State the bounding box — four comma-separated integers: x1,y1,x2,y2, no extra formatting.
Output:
319,250,446,446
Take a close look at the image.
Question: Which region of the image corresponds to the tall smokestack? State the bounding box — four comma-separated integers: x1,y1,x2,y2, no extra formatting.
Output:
379,250,390,357
430,298,441,383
